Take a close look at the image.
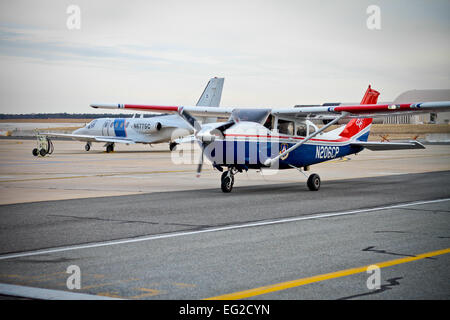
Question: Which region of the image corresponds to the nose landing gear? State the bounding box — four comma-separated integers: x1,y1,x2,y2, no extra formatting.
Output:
221,170,235,193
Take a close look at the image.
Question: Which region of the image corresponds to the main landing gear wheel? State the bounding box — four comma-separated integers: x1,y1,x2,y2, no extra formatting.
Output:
307,173,321,191
85,143,91,151
32,148,39,156
221,171,234,193
106,144,114,153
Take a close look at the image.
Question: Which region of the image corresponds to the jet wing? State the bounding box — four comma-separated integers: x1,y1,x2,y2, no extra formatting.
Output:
350,140,425,151
90,104,234,118
40,132,136,144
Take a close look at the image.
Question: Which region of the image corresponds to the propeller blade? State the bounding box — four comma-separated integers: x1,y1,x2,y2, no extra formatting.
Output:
196,147,204,178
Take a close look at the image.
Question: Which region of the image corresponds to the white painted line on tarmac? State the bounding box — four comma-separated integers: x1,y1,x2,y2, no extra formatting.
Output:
0,283,123,300
0,197,449,261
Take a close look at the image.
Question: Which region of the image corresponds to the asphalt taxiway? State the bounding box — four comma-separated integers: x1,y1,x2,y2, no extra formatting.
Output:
0,139,449,299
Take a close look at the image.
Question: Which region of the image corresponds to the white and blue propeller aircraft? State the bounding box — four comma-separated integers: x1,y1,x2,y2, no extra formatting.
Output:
40,77,224,153
91,85,450,192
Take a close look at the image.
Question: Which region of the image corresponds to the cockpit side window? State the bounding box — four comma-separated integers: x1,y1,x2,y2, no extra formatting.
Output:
263,114,273,130
278,120,294,135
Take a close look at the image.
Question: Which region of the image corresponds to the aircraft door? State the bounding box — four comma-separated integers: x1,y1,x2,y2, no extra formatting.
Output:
102,120,111,136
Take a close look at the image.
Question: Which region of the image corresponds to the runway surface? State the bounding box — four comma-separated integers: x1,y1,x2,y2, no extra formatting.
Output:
0,170,449,299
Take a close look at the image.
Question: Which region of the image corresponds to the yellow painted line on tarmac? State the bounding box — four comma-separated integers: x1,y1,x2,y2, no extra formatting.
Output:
0,169,200,183
205,247,450,300
325,157,350,163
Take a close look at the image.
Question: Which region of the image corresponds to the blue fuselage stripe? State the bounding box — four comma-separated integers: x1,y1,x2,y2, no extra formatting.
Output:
113,119,127,137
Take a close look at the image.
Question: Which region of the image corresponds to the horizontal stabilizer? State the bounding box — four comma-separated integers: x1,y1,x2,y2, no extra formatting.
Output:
351,140,425,151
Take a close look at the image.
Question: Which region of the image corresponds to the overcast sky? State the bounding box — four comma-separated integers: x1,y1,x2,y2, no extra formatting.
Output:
0,0,449,114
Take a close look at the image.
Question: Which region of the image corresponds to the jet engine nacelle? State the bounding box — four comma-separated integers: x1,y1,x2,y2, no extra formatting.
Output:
132,121,162,133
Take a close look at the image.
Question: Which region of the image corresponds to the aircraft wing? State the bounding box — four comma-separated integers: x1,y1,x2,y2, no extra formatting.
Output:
91,101,450,120
350,140,425,151
40,132,136,144
272,101,450,120
91,104,234,118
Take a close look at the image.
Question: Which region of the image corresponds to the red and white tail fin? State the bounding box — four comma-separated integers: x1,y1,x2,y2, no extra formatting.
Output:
339,85,380,140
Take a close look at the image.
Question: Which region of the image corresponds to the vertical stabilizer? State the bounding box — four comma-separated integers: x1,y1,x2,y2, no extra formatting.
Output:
339,85,380,140
196,77,224,107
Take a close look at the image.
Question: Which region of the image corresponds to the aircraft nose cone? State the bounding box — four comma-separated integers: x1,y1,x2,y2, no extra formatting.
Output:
73,128,83,135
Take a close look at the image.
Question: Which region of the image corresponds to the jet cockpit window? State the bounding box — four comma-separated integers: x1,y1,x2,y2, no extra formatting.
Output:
87,120,97,129
231,109,271,124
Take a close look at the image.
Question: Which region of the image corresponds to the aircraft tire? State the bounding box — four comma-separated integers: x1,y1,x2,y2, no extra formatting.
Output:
85,143,90,151
32,148,39,156
39,149,47,157
307,173,320,191
221,172,234,193
106,145,113,153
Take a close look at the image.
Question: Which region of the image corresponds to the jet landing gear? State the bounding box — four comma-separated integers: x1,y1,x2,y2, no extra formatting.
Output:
105,143,114,153
85,142,91,151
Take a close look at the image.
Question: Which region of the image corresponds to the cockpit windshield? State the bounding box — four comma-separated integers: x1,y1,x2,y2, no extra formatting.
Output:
231,109,271,124
86,119,97,129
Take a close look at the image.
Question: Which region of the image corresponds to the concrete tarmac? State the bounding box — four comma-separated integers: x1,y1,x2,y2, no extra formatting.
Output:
0,139,449,299
1,139,450,204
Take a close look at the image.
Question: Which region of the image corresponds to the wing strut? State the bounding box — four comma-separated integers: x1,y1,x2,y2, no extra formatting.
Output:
264,112,348,166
